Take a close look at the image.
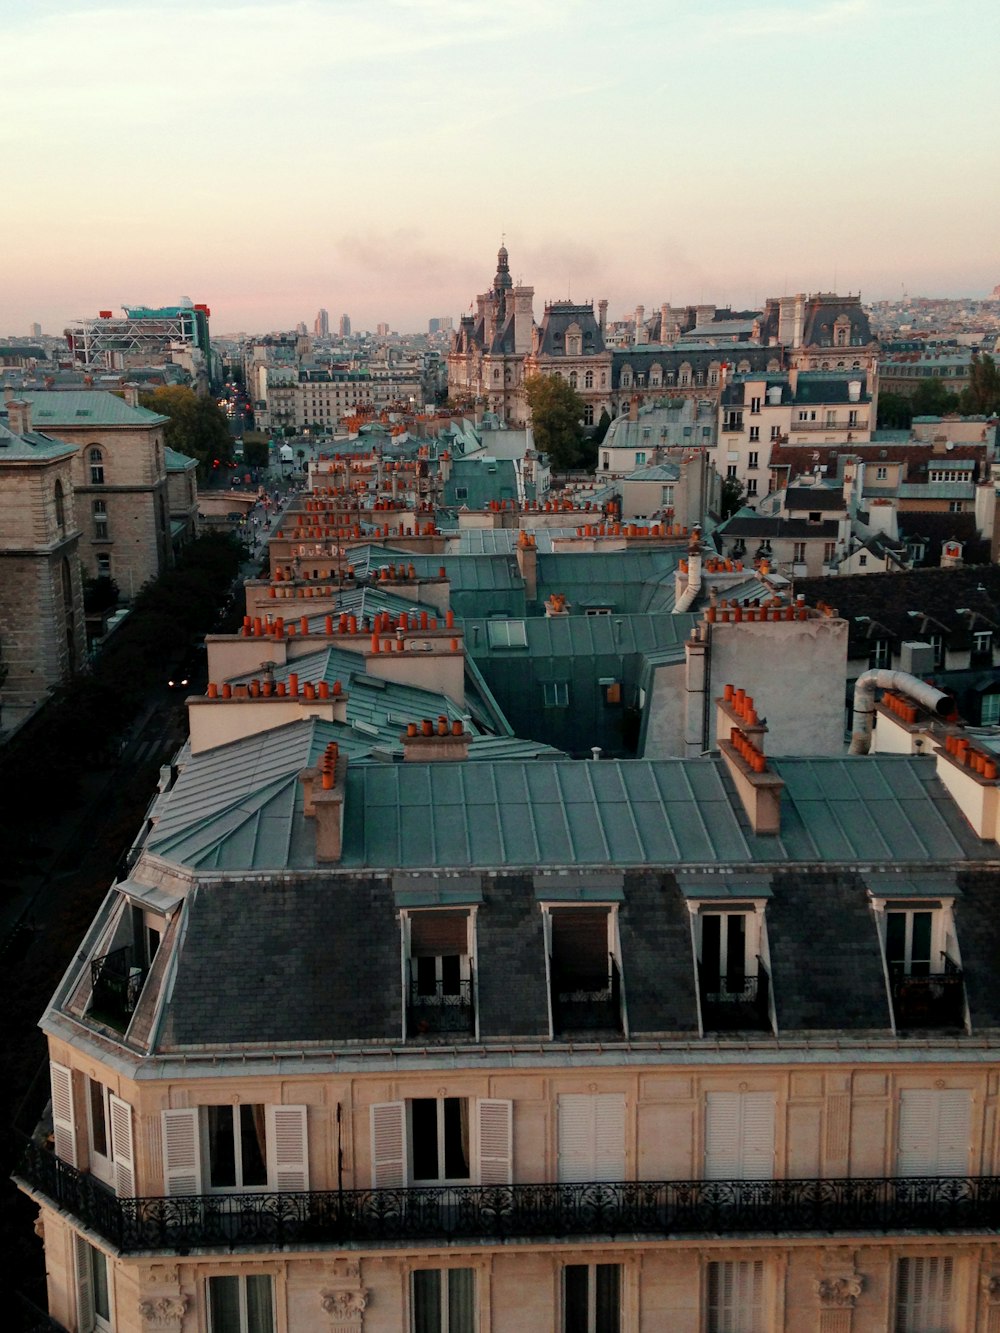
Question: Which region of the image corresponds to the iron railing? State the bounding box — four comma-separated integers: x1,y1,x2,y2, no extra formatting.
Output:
407,975,475,1037
700,960,771,1032
552,956,622,1035
89,945,147,1031
889,960,965,1030
16,1138,1000,1255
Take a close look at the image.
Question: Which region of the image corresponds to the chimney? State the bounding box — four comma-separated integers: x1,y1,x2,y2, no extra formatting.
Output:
402,718,471,762
515,530,537,601
299,743,347,863
544,592,570,617
716,689,784,834
122,383,140,408
598,299,608,334
6,399,31,435
629,395,639,422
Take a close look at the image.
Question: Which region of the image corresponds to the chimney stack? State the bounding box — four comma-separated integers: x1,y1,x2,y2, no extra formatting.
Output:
122,383,140,408
299,743,347,862
402,718,471,762
6,399,31,435
515,530,537,601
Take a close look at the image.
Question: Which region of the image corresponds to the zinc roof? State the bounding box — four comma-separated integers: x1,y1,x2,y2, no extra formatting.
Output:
15,389,168,427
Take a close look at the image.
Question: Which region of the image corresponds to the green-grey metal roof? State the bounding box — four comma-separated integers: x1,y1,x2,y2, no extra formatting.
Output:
164,445,198,471
623,462,681,482
464,611,690,660
0,422,76,461
146,740,992,873
15,389,168,427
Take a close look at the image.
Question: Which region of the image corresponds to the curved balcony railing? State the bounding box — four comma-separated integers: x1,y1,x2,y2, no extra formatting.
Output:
14,1138,1000,1256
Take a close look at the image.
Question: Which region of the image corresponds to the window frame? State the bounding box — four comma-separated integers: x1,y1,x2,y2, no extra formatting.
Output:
411,1267,476,1333
705,1258,765,1333
562,1262,622,1333
88,447,105,485
894,1255,955,1333
207,1273,275,1333
543,680,570,708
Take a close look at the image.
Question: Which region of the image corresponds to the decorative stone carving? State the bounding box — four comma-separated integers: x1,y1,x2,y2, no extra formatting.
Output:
321,1288,369,1318
982,1274,1000,1305
816,1273,864,1309
138,1293,190,1328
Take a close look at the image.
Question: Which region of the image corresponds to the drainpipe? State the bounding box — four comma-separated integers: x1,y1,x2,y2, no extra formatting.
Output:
848,669,951,754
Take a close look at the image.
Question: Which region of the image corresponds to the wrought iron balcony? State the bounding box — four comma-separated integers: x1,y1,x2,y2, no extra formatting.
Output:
551,957,622,1036
15,1138,1000,1256
407,976,475,1038
889,960,965,1030
89,945,147,1031
700,960,771,1032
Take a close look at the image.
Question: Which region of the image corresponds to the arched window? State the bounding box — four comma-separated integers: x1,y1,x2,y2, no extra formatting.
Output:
569,371,578,389
650,363,662,388
493,368,500,381
620,367,632,389
89,447,105,485
54,479,65,532
600,372,607,388
585,370,593,389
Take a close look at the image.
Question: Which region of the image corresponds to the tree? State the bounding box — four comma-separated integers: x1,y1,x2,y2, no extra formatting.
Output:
910,378,959,418
592,408,613,447
960,352,1000,416
242,438,269,469
876,392,913,431
139,386,233,473
523,374,587,470
720,475,746,519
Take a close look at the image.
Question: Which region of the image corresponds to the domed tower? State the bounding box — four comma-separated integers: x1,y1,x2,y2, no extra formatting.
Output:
493,243,513,296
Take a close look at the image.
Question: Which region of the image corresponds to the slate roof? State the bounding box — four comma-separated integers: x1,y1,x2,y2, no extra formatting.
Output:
719,514,839,541
785,485,846,512
533,302,605,357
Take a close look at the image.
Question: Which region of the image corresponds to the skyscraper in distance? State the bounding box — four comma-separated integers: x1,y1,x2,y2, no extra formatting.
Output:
314,308,329,337
339,313,351,337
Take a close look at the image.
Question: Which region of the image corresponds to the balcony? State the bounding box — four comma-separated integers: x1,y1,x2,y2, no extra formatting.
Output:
790,418,867,433
89,945,147,1032
407,974,475,1039
551,957,623,1036
700,961,771,1032
15,1139,1000,1255
889,961,965,1031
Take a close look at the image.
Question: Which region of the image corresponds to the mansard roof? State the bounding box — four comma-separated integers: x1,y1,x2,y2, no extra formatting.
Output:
534,302,606,357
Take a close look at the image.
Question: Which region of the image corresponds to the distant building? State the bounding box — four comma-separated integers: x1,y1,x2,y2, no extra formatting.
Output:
313,308,329,338
339,313,352,337
428,316,453,334
376,322,390,336
30,322,42,337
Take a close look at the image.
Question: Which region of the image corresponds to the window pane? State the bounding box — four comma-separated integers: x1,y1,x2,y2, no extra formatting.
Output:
91,1245,110,1322
246,1275,274,1333
443,1097,470,1180
208,1106,236,1188
911,912,932,974
209,1275,241,1333
413,1269,442,1333
595,1265,621,1333
240,1105,268,1187
411,1099,439,1180
702,915,721,986
89,1080,108,1157
886,913,906,966
564,1265,589,1333
448,1269,475,1333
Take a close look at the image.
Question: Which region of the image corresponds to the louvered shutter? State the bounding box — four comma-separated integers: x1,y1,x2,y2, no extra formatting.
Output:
705,1093,742,1180
409,912,468,956
594,1094,626,1182
108,1093,135,1197
162,1108,202,1195
898,1089,970,1176
266,1105,309,1191
50,1062,77,1167
477,1098,512,1185
558,1095,594,1183
371,1102,407,1188
740,1092,775,1181
74,1232,95,1333
897,1256,954,1328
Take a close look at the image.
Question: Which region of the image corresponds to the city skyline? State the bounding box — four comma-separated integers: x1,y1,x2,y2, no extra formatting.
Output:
5,0,999,336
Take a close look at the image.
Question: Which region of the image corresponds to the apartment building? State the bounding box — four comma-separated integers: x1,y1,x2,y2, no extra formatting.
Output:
16,575,1000,1332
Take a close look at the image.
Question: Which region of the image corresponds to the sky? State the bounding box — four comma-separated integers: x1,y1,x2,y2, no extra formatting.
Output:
3,0,998,336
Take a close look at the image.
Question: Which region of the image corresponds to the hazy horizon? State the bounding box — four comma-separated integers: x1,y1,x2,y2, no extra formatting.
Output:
5,0,999,337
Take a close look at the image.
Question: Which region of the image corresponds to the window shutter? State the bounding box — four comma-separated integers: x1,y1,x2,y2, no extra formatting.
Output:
162,1108,202,1196
936,1091,971,1176
371,1102,407,1188
740,1092,775,1181
594,1094,626,1182
74,1233,95,1333
108,1093,135,1197
898,1089,970,1176
705,1093,742,1180
477,1098,512,1185
266,1105,309,1191
409,912,468,957
50,1062,77,1168
558,1094,595,1183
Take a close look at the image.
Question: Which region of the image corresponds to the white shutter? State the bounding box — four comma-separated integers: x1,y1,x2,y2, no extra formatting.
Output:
266,1105,309,1191
74,1232,95,1333
706,1093,774,1181
705,1093,742,1180
558,1095,595,1183
898,1089,970,1177
50,1062,78,1168
162,1108,202,1196
594,1094,626,1181
371,1102,407,1188
740,1092,775,1181
897,1256,954,1328
477,1098,513,1185
108,1093,135,1197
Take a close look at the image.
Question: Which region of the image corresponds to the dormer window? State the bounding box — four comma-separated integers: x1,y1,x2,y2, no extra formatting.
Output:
695,904,771,1032
404,910,474,1039
870,883,965,1031
544,906,623,1037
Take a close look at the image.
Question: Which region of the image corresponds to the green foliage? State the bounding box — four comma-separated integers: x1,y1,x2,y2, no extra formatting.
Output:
83,574,120,614
524,373,588,470
139,386,233,473
959,353,1000,416
242,438,269,468
910,378,960,418
720,475,746,519
876,392,913,430
592,408,613,447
